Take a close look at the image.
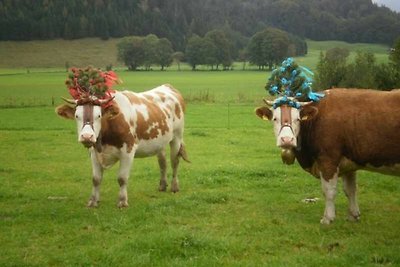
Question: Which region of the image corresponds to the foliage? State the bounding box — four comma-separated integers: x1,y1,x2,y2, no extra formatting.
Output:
247,27,291,70
1,0,400,50
389,37,400,70
185,35,218,71
117,34,174,71
157,38,174,71
342,51,377,88
172,51,185,71
117,36,145,71
314,49,349,90
315,42,400,90
204,30,233,70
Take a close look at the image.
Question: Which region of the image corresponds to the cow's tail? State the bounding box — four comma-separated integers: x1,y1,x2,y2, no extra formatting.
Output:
179,143,191,163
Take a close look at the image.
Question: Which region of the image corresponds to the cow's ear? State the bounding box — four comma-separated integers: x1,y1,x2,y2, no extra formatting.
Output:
300,105,318,121
255,106,273,121
103,104,120,119
56,104,75,120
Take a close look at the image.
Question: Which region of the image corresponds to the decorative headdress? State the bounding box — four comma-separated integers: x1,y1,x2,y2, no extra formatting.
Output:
266,58,324,109
64,66,120,107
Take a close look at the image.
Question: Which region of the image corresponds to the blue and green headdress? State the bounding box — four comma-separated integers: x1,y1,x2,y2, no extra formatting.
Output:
266,58,324,109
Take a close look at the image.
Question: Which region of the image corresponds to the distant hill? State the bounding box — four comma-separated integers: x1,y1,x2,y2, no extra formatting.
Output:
1,0,399,50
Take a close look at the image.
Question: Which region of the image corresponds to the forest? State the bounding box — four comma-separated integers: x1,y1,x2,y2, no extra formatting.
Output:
1,0,399,51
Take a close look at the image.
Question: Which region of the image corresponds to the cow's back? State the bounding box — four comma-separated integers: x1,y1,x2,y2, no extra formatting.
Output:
117,84,186,157
297,89,400,174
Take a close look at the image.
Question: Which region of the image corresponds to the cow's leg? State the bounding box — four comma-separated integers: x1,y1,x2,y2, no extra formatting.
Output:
117,153,134,208
169,138,181,193
88,150,103,208
320,168,339,225
342,172,360,221
157,149,168,192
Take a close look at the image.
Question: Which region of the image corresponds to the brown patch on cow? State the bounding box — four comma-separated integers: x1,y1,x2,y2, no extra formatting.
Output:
280,105,292,125
122,92,142,105
135,101,169,140
100,106,136,153
156,92,167,102
56,104,75,120
174,103,182,119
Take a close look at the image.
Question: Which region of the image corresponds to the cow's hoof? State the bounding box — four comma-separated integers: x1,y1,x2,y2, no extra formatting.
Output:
87,200,99,208
320,216,334,225
171,181,179,193
347,212,360,222
159,182,168,192
118,201,129,208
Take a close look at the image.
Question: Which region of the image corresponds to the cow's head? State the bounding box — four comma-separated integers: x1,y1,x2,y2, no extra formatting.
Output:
255,98,318,164
56,97,116,148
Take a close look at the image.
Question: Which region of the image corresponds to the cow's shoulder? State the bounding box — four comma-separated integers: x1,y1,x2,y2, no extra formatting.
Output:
100,98,135,153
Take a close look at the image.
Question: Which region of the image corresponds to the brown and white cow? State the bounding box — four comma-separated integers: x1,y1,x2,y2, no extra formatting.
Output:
56,84,189,208
256,88,400,224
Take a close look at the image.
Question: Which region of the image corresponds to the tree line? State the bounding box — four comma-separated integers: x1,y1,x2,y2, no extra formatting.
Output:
315,38,400,90
117,27,307,71
1,0,400,50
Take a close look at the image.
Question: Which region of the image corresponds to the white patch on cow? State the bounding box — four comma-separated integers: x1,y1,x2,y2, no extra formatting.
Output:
135,104,150,121
75,105,102,144
272,106,301,148
320,171,338,225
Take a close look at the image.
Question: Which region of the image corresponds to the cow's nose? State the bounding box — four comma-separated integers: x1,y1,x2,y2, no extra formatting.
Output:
81,133,94,141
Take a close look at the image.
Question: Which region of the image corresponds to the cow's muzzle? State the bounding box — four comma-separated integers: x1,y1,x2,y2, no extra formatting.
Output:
80,133,96,148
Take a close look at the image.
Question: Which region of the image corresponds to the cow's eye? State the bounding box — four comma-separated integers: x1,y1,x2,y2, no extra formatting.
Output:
75,115,79,119
97,115,101,118
273,118,277,121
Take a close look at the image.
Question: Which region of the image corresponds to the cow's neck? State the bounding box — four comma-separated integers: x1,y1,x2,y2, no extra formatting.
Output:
95,132,102,153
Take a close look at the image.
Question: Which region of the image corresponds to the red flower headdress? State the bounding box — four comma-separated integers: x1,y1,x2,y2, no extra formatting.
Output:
65,67,120,108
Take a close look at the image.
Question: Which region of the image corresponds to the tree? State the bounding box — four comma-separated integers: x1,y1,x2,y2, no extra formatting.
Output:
117,36,145,70
247,27,290,70
172,51,185,71
185,35,204,70
157,38,173,70
314,47,349,90
205,29,233,70
143,34,159,70
390,37,400,70
342,51,377,88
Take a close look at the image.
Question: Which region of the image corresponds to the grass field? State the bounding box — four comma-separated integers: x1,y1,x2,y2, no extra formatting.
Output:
0,40,399,266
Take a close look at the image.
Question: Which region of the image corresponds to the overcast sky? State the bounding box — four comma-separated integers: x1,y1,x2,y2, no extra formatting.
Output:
372,0,400,12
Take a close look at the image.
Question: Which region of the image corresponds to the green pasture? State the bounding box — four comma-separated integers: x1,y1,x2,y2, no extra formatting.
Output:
0,39,398,266
1,70,400,266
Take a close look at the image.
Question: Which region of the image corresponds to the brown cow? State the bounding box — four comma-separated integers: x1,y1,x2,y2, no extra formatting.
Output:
256,89,400,224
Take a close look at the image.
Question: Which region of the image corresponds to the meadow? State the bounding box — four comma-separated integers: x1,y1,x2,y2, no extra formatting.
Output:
0,40,399,266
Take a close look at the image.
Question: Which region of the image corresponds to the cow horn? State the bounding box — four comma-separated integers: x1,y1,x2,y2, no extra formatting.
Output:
263,98,274,106
298,101,312,106
94,96,115,106
62,97,78,105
